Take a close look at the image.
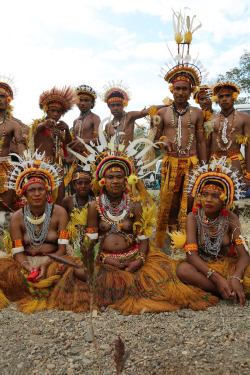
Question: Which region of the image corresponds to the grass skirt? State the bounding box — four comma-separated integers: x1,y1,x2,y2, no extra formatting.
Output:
0,244,248,315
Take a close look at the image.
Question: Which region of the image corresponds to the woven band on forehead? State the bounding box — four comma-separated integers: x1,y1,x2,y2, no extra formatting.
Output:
72,172,91,181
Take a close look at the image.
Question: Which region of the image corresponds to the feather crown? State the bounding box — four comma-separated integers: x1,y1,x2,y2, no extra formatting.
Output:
0,74,17,101
75,84,97,100
100,80,131,105
39,86,76,114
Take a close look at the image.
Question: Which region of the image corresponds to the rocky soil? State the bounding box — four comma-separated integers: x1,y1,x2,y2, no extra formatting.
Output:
0,301,249,375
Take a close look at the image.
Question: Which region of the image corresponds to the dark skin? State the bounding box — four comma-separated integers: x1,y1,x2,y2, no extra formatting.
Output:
74,170,148,281
177,188,250,306
155,81,206,226
35,106,71,204
197,93,213,112
68,95,100,152
61,177,92,219
0,94,26,211
105,102,167,150
210,90,250,189
10,183,68,281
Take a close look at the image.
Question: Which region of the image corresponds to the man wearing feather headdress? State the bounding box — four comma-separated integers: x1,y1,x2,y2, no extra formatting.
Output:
68,85,100,153
155,10,206,248
209,82,250,192
101,81,167,150
0,77,26,213
28,86,76,204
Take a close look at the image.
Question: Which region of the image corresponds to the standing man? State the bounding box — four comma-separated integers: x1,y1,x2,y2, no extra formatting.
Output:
101,81,166,150
193,85,215,161
68,85,100,152
29,86,76,204
210,82,250,188
0,77,26,213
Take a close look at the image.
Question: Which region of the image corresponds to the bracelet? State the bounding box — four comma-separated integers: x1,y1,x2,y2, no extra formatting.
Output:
100,253,107,264
136,252,146,264
184,243,198,253
20,260,29,266
207,268,215,279
234,238,243,245
230,276,243,283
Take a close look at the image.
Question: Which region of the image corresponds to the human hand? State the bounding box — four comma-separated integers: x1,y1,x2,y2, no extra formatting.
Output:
44,119,57,129
163,139,174,152
68,140,86,152
243,177,250,191
230,278,246,307
214,275,234,300
104,257,127,270
123,258,143,273
35,263,48,281
57,121,69,131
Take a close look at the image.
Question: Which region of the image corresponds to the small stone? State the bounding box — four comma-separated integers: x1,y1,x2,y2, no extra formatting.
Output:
47,364,56,370
85,327,93,343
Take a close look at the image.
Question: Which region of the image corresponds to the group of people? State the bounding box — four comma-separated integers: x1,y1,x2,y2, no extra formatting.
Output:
0,11,249,315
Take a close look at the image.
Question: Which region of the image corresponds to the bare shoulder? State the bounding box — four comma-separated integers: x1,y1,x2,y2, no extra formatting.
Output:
133,201,142,214
91,112,100,121
53,204,68,216
187,212,197,225
237,110,250,122
6,118,20,129
61,196,72,208
190,106,202,115
10,208,23,223
228,211,240,228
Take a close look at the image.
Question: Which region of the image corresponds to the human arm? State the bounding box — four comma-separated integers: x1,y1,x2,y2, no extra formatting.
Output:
243,112,250,188
229,212,250,306
10,211,34,274
13,122,26,155
195,109,206,164
185,213,234,300
36,119,57,133
36,206,68,280
128,105,169,122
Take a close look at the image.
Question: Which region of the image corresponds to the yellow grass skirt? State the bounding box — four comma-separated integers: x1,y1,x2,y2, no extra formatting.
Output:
0,244,248,314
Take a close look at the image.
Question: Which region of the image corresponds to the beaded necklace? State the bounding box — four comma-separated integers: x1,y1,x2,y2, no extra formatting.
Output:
217,109,237,151
171,103,194,153
0,116,7,154
110,113,127,147
195,208,229,260
24,202,53,250
73,194,91,209
76,110,91,137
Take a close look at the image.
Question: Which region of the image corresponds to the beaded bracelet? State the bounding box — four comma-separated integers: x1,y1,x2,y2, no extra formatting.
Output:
136,252,146,264
207,268,215,279
230,276,243,283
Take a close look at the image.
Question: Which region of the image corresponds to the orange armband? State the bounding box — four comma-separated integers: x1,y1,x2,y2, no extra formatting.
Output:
184,243,198,253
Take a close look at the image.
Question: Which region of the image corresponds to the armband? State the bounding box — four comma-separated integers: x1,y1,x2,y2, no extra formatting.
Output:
244,172,250,180
86,227,98,240
137,235,148,241
234,238,243,245
184,243,198,253
12,240,24,256
58,231,69,244
207,268,215,279
100,253,107,264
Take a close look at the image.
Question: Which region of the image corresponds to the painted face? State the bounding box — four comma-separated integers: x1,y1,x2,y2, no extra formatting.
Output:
0,93,7,110
198,93,212,111
104,170,125,197
218,90,234,111
172,81,191,104
47,106,63,122
73,178,91,198
201,187,223,215
25,183,47,207
108,102,124,117
77,95,93,113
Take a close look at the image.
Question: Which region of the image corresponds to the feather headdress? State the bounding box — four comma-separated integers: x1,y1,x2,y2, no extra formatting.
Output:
212,81,240,102
100,80,131,107
161,9,207,92
39,86,77,114
188,156,245,210
67,117,161,194
7,150,62,196
75,84,97,100
0,74,17,103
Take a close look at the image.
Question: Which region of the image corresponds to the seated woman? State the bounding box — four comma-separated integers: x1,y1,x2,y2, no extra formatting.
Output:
61,167,93,219
177,159,250,306
65,138,220,314
0,151,78,313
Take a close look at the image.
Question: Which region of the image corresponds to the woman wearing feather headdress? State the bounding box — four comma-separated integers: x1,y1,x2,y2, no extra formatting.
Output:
176,158,250,306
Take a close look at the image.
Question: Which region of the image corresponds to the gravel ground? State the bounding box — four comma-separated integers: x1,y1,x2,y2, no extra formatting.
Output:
0,301,249,375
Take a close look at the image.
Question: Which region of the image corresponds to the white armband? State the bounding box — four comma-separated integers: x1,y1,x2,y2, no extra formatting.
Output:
12,246,25,257
137,235,148,241
58,239,69,245
86,233,98,240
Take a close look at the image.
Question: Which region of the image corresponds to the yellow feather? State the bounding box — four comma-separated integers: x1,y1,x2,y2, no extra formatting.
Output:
169,231,186,249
